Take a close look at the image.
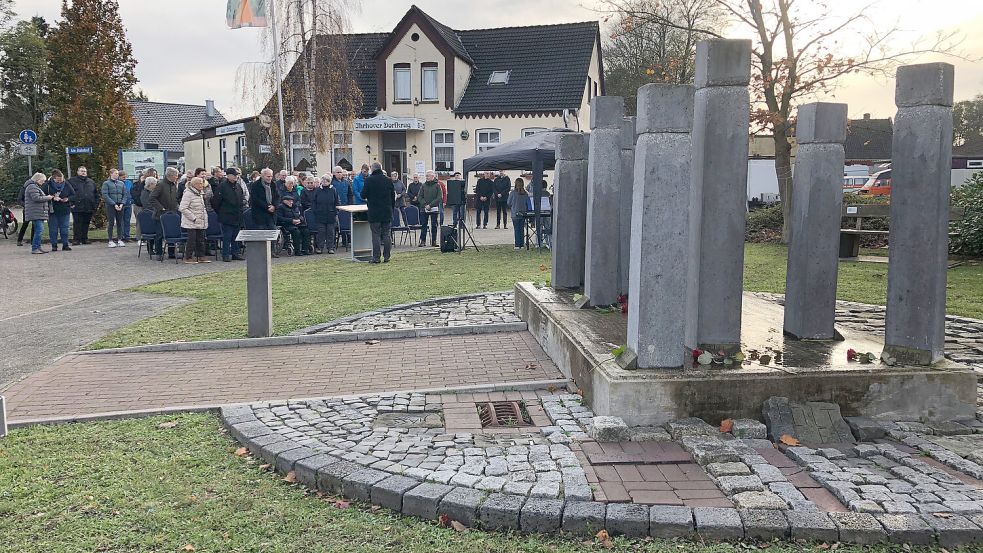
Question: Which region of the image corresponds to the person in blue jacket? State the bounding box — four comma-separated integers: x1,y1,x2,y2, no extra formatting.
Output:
351,163,369,205
119,170,134,242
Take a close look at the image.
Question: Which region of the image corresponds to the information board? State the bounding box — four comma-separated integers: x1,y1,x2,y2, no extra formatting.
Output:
235,229,281,242
120,149,166,178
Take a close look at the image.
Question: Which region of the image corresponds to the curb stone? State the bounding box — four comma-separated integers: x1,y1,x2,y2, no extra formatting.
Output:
220,402,983,546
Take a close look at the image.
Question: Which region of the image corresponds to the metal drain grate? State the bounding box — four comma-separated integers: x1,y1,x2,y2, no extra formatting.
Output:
477,401,533,428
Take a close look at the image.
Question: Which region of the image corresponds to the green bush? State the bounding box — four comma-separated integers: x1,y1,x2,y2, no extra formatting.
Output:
746,203,784,242
951,172,983,257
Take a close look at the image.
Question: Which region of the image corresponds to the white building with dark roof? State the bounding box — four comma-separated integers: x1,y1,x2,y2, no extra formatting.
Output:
129,99,228,166
278,5,604,176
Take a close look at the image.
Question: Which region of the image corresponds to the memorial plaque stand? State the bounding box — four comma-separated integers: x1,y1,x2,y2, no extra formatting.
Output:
235,229,280,338
339,204,373,262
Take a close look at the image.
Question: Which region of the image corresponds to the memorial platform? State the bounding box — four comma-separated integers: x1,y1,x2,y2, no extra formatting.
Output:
515,282,977,426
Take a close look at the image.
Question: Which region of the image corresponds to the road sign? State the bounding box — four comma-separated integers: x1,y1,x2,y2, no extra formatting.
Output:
19,129,37,144
17,144,37,156
67,146,93,154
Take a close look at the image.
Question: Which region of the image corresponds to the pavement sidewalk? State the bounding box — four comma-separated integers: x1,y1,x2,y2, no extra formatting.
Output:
3,331,562,423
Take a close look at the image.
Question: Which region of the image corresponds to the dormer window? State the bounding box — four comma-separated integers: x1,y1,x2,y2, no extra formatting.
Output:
487,70,510,85
422,63,438,101
394,63,411,102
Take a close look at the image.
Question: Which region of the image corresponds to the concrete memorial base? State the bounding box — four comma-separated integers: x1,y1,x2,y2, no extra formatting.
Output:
514,282,976,426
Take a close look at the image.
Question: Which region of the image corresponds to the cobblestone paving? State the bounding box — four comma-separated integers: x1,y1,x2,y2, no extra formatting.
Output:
309,292,520,334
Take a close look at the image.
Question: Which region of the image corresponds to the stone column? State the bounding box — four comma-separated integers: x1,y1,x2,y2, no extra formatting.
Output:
884,63,955,365
628,84,695,369
619,116,636,296
583,96,625,307
784,102,848,340
551,133,590,289
688,39,751,352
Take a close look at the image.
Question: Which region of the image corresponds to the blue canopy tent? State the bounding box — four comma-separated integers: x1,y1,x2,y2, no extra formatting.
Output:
462,128,578,248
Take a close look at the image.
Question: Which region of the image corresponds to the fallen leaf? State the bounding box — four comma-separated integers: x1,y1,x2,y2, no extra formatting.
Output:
234,447,249,457
333,499,350,509
933,512,954,518
524,362,540,370
547,385,557,393
157,421,178,429
183,545,196,552
539,264,547,271
259,464,271,471
438,514,450,527
596,529,609,541
719,418,734,433
365,339,381,345
779,434,801,446
283,471,297,483
450,520,469,533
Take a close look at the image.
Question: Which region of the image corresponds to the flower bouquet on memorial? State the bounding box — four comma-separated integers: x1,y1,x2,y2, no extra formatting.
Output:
692,348,745,367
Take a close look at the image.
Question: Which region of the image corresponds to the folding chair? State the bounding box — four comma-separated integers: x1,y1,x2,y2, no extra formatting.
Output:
159,212,187,263
390,207,410,245
136,209,157,259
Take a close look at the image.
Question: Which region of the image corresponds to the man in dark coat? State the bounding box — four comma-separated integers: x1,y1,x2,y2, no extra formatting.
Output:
493,170,512,229
211,168,246,262
68,166,98,245
275,195,310,255
249,168,279,230
474,172,495,229
311,176,340,254
149,166,181,259
360,162,395,263
43,169,74,251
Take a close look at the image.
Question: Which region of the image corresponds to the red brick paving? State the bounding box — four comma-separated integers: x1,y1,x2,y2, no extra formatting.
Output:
801,486,849,512
2,332,560,421
583,441,692,464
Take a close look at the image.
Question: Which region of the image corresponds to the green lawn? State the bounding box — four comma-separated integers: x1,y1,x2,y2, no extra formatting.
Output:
88,245,553,350
87,243,983,350
0,413,928,553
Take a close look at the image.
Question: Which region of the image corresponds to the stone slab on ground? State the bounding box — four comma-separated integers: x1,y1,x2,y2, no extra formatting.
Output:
762,396,854,444
648,505,694,538
694,507,744,540
316,459,362,494
605,503,650,537
828,512,887,545
923,512,983,547
371,475,420,512
437,487,486,528
478,493,526,531
876,514,935,545
588,416,630,442
342,468,389,502
520,498,564,533
786,510,839,542
402,482,455,520
740,509,790,541
561,501,607,535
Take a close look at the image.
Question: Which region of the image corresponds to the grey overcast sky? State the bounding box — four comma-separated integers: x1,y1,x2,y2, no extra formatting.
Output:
11,0,983,120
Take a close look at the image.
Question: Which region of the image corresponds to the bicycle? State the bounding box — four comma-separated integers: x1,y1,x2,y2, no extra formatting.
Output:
0,199,18,239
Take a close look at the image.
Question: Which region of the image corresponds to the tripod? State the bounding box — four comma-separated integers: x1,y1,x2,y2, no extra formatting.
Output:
453,202,478,253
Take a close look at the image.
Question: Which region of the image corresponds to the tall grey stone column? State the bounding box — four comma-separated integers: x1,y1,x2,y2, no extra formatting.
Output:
688,39,751,352
584,96,625,307
628,84,695,369
884,63,955,365
619,116,636,296
551,133,590,289
784,102,848,340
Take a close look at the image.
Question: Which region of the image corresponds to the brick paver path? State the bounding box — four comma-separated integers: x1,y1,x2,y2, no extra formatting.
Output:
3,332,561,422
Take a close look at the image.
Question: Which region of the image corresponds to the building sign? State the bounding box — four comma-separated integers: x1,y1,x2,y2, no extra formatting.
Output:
216,122,247,136
120,149,166,177
354,115,426,132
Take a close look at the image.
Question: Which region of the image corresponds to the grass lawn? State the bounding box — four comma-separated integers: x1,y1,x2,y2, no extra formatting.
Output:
88,245,553,349
0,412,922,553
87,243,983,350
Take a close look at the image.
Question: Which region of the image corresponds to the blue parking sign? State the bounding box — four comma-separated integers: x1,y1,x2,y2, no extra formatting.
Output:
19,129,37,144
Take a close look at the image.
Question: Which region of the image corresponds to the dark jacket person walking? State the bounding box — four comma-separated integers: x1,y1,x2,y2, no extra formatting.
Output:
360,162,395,263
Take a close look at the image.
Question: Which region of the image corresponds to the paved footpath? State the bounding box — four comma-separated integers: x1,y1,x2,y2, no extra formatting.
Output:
3,331,561,422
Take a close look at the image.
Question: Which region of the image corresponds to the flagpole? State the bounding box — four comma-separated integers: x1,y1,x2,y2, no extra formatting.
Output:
269,0,289,170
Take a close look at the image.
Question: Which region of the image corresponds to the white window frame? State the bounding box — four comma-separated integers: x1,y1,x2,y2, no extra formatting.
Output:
331,130,353,170
394,65,411,102
219,138,227,168
968,159,983,169
422,65,438,101
522,127,547,137
487,70,510,85
289,131,312,171
476,129,500,154
235,136,248,166
432,129,455,172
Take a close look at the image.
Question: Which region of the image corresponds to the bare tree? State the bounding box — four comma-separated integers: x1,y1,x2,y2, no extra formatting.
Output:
600,0,723,113
238,0,363,173
597,0,963,243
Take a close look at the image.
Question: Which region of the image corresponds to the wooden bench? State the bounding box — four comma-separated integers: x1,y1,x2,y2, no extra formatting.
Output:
839,204,964,259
